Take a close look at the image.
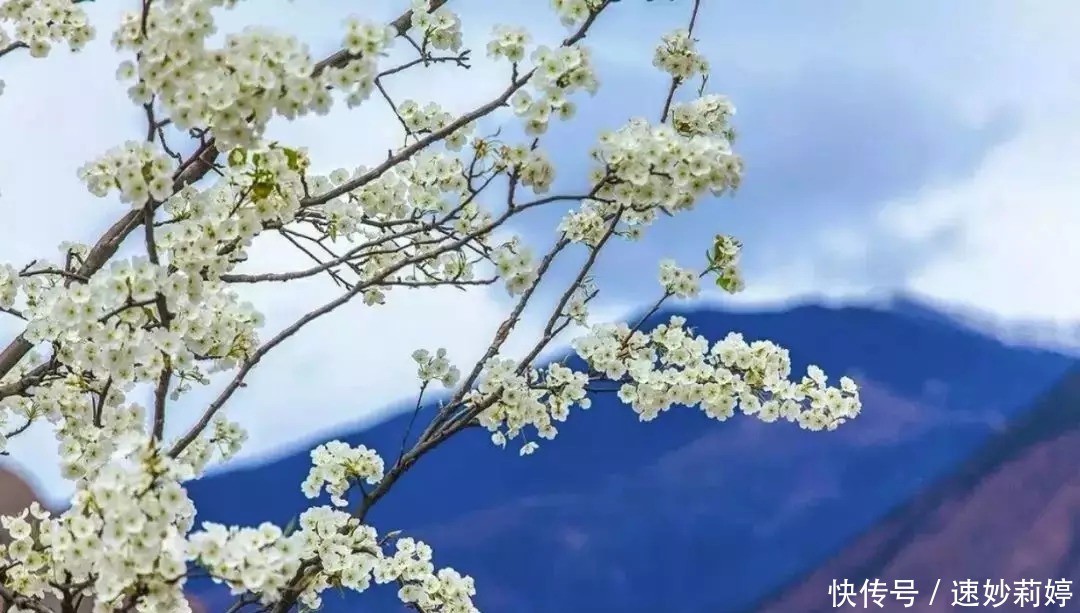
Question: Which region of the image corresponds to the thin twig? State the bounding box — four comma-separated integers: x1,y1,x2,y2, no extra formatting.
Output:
659,0,703,123
0,41,27,59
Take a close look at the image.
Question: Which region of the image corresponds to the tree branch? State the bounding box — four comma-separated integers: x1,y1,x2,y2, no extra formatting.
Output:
0,0,451,394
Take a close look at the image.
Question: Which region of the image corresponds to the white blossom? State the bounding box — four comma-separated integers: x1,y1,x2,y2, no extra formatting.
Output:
658,260,700,298
653,28,708,81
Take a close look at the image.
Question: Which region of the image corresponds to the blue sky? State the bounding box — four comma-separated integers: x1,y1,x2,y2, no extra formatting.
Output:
2,0,1078,501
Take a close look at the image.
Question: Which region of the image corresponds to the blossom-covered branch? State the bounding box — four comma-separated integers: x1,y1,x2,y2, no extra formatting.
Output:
0,0,861,611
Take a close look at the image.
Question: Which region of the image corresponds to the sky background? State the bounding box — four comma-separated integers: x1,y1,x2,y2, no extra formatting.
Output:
2,0,1078,503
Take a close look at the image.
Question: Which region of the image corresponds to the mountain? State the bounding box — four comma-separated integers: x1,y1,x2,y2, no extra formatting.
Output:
174,300,1073,612
749,364,1080,613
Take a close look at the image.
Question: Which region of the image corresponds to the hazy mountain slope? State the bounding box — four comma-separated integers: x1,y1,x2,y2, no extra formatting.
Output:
751,366,1080,613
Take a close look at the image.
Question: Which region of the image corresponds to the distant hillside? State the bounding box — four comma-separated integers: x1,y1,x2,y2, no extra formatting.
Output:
184,302,1073,612
751,365,1080,613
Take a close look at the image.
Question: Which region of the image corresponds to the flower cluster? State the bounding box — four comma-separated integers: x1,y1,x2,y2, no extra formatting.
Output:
190,507,380,609
486,25,530,63
0,0,95,59
399,99,450,134
23,256,259,377
491,239,539,296
707,233,745,294
77,140,176,206
510,45,597,134
658,260,700,298
532,45,598,95
467,358,591,453
670,94,736,138
320,150,469,239
466,310,860,455
188,521,306,602
413,347,462,387
550,0,605,27
397,99,474,148
557,201,613,246
190,443,480,611
174,415,248,478
653,28,708,81
557,108,742,246
0,262,17,309
563,281,595,325
375,537,479,613
587,113,742,225
111,2,393,147
160,145,308,277
1,446,196,611
410,0,464,52
12,245,260,479
0,502,51,596
287,508,382,608
190,463,477,612
343,16,397,57
575,315,861,428
493,144,556,193
301,441,386,507
55,400,145,481
517,149,556,192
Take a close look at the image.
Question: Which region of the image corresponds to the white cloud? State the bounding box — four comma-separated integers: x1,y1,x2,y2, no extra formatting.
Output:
744,1,1080,333
869,3,1080,327
885,116,1080,322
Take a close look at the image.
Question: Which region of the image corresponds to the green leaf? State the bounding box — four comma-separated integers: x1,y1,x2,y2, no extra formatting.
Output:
252,182,273,201
715,269,744,294
227,148,247,168
283,147,301,171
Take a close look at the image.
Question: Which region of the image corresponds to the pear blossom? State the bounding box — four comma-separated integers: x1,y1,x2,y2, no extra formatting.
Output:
0,0,863,611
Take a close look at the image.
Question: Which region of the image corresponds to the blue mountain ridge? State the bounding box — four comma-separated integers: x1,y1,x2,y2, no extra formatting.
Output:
183,300,1074,612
